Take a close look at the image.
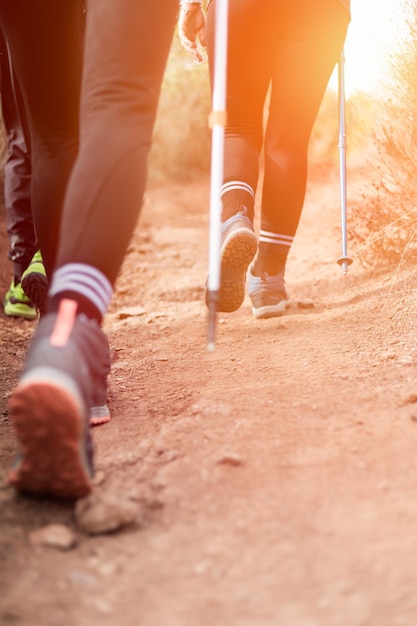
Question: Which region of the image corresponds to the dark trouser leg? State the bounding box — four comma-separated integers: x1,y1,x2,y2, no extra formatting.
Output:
0,31,36,281
0,0,84,278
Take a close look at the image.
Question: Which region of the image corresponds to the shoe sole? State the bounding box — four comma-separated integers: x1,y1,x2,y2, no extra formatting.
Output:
217,227,257,313
3,304,38,320
90,405,111,426
252,299,290,320
21,273,48,315
8,370,92,499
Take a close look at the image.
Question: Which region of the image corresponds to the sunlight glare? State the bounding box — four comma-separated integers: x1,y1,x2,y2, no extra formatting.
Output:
329,0,407,96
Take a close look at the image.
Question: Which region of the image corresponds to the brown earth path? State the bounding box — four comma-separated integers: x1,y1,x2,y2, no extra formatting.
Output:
2,162,417,626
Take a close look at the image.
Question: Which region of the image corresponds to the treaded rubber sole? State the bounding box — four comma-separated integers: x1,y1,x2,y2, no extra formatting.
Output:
90,404,111,426
217,227,257,313
21,272,48,315
3,302,38,320
251,299,290,320
8,378,92,499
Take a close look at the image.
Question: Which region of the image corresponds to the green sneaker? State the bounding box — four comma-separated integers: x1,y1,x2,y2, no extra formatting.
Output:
3,280,37,320
21,250,48,314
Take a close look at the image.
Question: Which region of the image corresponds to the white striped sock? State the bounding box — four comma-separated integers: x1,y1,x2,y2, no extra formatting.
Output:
259,230,293,248
221,180,255,199
50,263,113,317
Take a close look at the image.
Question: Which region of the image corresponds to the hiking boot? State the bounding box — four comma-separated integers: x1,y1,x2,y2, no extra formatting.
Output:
248,267,290,319
207,210,257,313
7,300,109,499
3,279,37,320
21,250,48,315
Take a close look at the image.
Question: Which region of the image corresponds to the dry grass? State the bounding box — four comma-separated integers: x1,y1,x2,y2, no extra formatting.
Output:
349,0,417,271
148,37,211,184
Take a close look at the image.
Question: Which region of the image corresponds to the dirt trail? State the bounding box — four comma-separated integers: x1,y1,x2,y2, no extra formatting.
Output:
2,162,417,626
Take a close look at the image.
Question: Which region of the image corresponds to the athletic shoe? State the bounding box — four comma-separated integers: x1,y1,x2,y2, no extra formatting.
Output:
7,300,109,499
90,400,111,426
248,267,290,319
207,210,257,313
21,250,48,315
90,336,111,426
3,279,37,320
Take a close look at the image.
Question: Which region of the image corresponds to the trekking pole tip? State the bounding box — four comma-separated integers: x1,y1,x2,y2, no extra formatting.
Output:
337,256,353,275
206,289,219,351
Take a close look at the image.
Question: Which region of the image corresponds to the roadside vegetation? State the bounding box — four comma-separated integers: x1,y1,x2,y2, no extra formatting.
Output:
148,37,211,184
348,0,417,271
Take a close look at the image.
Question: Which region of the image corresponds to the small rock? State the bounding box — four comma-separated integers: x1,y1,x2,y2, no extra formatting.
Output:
92,470,106,486
217,453,243,467
118,306,147,320
156,448,179,464
29,524,77,550
402,393,417,406
68,569,97,586
380,350,396,361
75,491,143,535
399,356,413,365
297,298,315,309
97,561,119,577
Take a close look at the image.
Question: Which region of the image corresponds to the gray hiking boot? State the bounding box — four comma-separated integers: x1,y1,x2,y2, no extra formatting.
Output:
248,266,290,319
206,210,257,313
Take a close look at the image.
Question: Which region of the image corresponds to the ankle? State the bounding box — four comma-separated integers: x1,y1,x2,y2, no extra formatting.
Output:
48,293,102,324
252,257,286,277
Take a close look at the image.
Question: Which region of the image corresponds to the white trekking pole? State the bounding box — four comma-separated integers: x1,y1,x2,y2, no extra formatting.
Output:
337,48,353,275
206,0,228,351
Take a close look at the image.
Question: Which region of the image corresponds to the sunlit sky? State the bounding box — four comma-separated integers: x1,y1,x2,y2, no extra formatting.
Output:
329,0,407,96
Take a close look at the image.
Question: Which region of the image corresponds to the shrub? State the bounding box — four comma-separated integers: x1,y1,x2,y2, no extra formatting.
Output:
148,36,211,184
349,0,417,270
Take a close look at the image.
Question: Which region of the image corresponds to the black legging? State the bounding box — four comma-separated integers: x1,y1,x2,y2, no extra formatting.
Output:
207,0,350,238
0,0,177,286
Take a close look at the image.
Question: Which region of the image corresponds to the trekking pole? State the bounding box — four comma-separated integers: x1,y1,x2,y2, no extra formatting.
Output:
336,48,353,275
206,0,228,351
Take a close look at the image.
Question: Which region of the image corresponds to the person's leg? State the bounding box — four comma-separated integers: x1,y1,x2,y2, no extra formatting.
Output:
0,31,39,318
253,0,349,279
54,0,178,306
0,42,36,281
247,0,349,319
3,0,177,498
0,35,49,317
0,0,83,279
206,0,273,312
